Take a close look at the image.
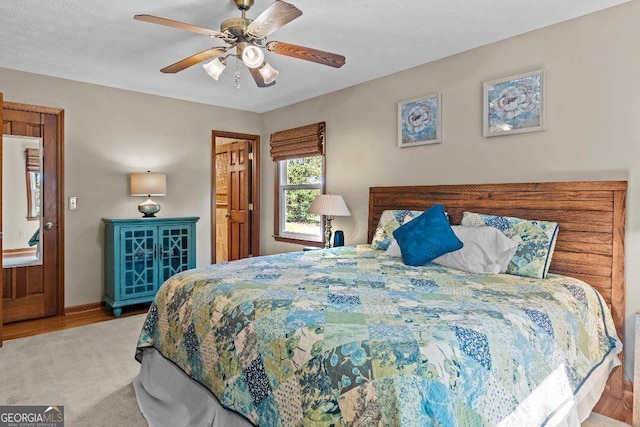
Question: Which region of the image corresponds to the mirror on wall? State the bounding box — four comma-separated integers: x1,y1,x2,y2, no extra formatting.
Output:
2,135,43,268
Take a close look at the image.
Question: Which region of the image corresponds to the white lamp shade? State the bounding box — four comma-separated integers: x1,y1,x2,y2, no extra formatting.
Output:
241,45,264,69
130,173,167,196
258,62,279,84
203,58,226,80
307,194,351,217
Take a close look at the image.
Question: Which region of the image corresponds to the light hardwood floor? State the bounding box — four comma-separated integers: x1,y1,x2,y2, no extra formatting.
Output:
2,304,149,341
593,386,632,424
2,306,633,424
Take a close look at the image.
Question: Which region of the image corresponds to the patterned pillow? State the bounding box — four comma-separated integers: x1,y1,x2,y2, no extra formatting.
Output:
460,212,559,279
370,210,423,250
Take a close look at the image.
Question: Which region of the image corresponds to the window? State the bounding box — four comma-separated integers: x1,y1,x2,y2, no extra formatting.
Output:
25,148,41,221
277,156,324,242
271,122,326,246
27,171,41,219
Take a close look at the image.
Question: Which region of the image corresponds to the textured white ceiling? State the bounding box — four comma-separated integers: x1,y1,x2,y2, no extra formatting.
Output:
0,0,629,113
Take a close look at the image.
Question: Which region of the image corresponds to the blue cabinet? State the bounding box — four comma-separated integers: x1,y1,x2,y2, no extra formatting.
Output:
102,217,199,316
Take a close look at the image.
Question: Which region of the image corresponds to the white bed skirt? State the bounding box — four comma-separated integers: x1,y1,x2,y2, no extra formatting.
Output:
134,346,621,427
134,348,252,427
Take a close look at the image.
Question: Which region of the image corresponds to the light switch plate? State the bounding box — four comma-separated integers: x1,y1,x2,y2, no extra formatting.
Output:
69,196,77,210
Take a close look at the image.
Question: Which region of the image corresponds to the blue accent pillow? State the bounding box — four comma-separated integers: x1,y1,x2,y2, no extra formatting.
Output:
392,204,463,266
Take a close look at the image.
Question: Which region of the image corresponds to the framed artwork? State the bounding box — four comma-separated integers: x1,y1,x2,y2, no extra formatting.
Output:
398,93,441,148
483,69,545,137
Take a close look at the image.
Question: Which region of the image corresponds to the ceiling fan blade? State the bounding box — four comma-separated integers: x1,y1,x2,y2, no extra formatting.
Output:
246,1,302,38
249,67,276,88
161,47,227,73
134,14,226,39
266,41,345,68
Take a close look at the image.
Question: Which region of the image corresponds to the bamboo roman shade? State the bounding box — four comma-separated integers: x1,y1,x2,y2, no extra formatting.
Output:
270,122,325,161
25,148,39,172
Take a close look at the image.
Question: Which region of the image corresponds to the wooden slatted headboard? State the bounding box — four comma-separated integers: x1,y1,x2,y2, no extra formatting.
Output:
368,181,627,398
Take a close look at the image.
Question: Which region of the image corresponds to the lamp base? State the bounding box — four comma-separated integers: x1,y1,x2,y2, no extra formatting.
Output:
324,217,333,249
138,197,161,218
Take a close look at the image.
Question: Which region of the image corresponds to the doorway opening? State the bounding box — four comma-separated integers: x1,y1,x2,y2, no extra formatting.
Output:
211,130,260,263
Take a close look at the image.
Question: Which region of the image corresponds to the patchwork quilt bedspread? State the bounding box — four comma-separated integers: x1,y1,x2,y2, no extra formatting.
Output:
136,245,621,426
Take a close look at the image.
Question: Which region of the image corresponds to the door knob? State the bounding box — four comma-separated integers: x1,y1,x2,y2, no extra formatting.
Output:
225,213,231,218
44,222,54,230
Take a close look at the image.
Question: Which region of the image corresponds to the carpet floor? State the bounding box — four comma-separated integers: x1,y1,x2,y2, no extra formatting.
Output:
0,315,629,426
0,315,147,427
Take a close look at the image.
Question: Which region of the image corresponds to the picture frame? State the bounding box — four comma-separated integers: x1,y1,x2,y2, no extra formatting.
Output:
483,69,545,137
398,93,441,148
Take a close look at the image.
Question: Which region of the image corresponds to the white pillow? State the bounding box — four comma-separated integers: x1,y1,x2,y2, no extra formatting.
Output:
385,226,518,274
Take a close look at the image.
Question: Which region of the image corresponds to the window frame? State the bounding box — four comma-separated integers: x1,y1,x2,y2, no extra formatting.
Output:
273,155,326,247
26,171,41,221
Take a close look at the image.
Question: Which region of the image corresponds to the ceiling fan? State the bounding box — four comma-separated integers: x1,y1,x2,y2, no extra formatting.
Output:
134,0,346,88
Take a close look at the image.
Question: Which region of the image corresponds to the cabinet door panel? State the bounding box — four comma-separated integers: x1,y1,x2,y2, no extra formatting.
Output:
159,225,193,282
120,227,158,300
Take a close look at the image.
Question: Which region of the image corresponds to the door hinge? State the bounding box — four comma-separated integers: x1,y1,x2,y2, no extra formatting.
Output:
248,152,253,160
248,203,254,211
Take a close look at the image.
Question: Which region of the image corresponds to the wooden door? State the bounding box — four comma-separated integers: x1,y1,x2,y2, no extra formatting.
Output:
227,140,251,261
211,130,260,264
2,103,63,323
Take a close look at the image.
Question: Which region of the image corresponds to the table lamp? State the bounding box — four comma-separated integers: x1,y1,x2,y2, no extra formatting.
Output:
130,171,166,217
307,194,351,248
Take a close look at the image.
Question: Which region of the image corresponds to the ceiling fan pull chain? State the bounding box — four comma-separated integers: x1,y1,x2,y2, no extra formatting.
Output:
234,56,241,89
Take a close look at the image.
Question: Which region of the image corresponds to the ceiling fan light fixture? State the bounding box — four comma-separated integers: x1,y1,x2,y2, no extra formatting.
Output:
203,57,226,80
136,0,344,88
241,44,264,69
258,62,279,84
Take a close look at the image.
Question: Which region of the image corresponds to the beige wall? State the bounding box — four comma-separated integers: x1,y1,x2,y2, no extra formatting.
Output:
261,1,640,375
0,67,261,306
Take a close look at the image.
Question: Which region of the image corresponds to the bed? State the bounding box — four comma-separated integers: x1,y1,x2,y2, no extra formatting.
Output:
134,181,627,426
